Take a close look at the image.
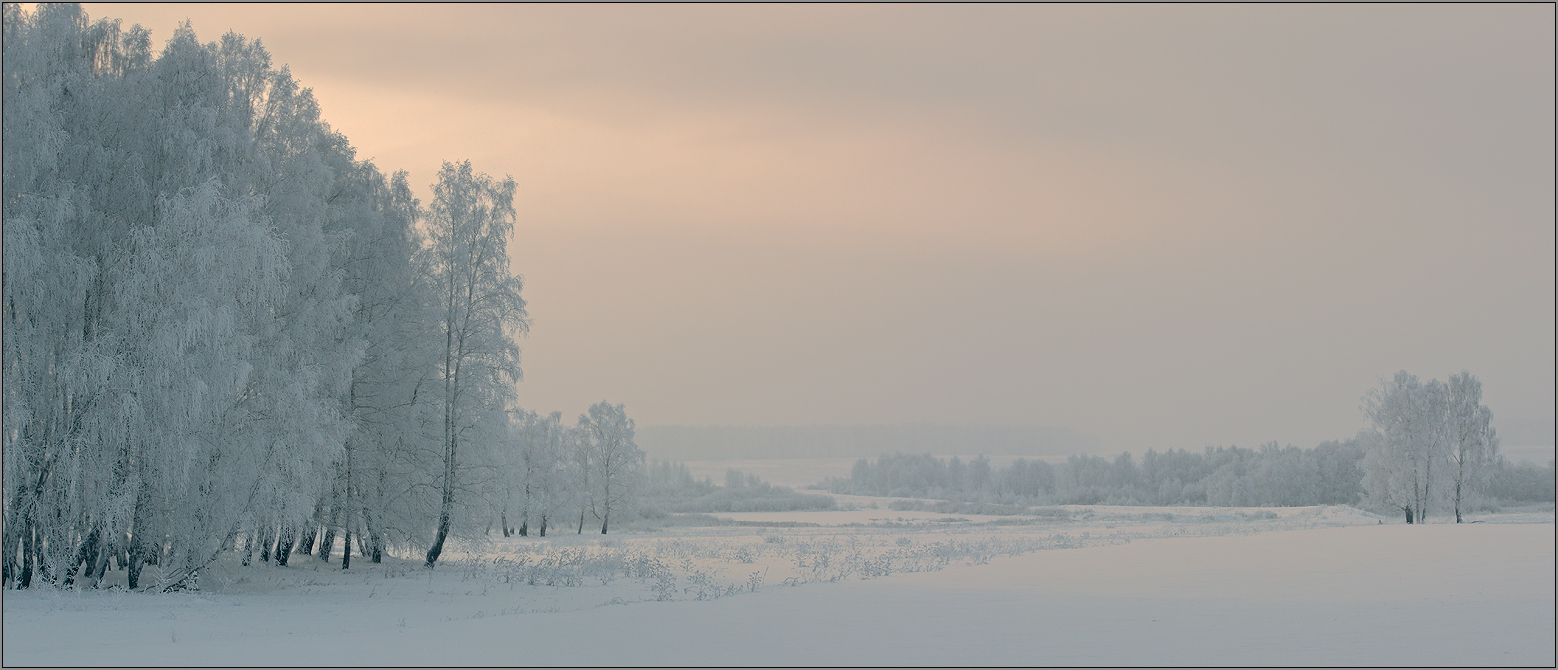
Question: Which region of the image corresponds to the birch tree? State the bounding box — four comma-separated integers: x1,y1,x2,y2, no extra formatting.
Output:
422,161,527,568
578,401,644,534
1361,371,1457,523
1445,371,1499,523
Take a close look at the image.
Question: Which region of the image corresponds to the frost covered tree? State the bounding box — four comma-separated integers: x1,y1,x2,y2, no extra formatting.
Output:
504,410,570,537
0,5,436,588
1444,372,1499,523
1362,372,1432,522
328,165,442,564
577,402,644,534
1360,371,1474,524
1,6,563,584
422,161,528,568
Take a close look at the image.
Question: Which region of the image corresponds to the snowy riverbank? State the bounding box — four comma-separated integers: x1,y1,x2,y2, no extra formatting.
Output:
3,504,1551,666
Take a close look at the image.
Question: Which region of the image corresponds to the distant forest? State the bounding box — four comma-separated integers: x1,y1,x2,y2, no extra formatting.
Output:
822,439,1555,510
637,424,1100,461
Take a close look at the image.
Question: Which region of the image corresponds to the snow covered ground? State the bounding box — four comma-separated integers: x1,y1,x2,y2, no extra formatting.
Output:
3,503,1551,667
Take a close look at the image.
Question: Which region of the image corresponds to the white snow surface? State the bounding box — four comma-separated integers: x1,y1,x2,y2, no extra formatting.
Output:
3,504,1552,667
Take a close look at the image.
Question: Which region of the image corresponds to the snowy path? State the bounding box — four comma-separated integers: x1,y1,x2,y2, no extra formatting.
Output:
3,523,1551,666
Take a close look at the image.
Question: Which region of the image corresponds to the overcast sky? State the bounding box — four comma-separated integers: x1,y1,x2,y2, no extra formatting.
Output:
83,4,1554,454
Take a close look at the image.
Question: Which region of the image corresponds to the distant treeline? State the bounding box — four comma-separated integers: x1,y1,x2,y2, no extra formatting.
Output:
637,424,1100,461
635,461,837,516
822,440,1555,508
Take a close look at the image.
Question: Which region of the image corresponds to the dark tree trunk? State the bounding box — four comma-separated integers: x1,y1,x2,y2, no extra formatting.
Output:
258,524,274,563
500,510,509,537
297,524,318,556
320,497,342,563
89,535,114,583
341,528,352,570
318,526,335,563
126,483,154,589
601,511,608,535
274,526,297,567
1403,506,1414,524
360,504,383,564
517,519,527,537
18,521,36,589
1,489,23,586
539,515,547,537
366,522,383,564
425,510,450,567
424,432,455,568
64,526,100,586
124,544,141,590
0,528,15,587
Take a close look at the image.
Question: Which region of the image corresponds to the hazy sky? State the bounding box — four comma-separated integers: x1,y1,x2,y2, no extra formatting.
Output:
83,4,1554,453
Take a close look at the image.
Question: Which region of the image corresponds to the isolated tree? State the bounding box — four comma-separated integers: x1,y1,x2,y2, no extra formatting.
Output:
578,401,644,534
422,161,528,568
1361,371,1453,523
1444,372,1499,523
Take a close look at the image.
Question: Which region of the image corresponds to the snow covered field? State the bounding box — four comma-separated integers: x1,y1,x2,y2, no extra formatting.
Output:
3,503,1551,667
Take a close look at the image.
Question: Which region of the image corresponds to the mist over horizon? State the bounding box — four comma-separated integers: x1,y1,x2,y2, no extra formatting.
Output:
637,423,1103,462
75,2,1557,458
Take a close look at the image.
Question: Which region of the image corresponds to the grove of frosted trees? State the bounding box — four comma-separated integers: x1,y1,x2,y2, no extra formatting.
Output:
2,4,644,590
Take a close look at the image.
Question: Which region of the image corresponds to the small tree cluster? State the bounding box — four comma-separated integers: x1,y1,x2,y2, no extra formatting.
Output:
1360,371,1500,523
496,402,646,537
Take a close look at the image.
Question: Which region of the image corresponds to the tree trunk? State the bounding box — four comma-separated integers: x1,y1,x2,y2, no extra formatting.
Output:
539,515,547,537
362,508,383,564
425,510,451,567
64,526,100,586
426,384,457,568
601,510,608,535
1403,506,1414,524
274,526,296,567
257,524,273,563
126,483,153,589
319,526,335,563
88,532,115,583
341,528,352,570
320,496,342,563
18,519,36,589
1454,479,1464,523
501,510,510,537
123,535,140,589
2,489,23,586
297,524,318,556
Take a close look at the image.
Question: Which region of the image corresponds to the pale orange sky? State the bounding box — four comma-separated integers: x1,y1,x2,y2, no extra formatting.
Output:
76,3,1556,453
